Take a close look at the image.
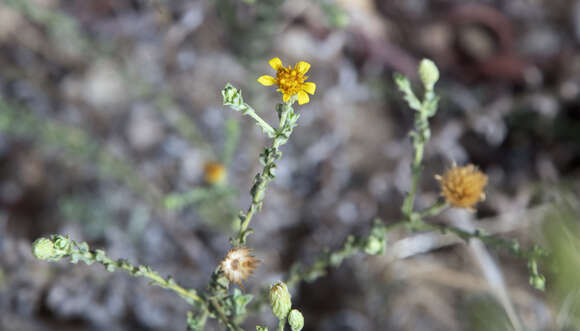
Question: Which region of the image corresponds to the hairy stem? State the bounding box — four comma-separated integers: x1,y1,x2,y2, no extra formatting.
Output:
33,235,203,304
233,99,296,246
246,110,276,136
277,318,286,331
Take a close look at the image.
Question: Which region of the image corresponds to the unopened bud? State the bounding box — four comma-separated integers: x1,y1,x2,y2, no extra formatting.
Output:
222,83,245,109
364,235,384,255
418,58,439,90
32,237,56,260
288,309,304,331
530,274,546,291
269,281,292,320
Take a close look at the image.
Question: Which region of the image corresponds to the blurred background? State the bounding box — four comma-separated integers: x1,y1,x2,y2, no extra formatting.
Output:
1,0,580,330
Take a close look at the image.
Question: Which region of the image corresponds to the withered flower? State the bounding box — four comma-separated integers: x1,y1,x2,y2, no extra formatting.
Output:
435,164,488,211
220,247,259,288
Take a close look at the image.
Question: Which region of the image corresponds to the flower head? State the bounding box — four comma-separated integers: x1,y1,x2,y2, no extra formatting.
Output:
204,162,226,184
435,164,488,211
258,57,316,105
220,247,260,288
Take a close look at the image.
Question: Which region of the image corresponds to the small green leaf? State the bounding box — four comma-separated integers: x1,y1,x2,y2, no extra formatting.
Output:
394,73,422,111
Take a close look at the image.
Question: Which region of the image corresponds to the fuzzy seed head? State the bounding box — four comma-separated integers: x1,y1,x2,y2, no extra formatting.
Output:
220,247,259,288
436,164,488,210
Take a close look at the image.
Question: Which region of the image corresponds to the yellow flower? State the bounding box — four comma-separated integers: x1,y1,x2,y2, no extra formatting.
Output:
204,162,226,184
257,57,316,105
435,164,488,211
220,247,260,288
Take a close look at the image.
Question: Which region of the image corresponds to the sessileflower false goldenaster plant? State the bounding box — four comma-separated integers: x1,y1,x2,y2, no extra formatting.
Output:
30,57,549,331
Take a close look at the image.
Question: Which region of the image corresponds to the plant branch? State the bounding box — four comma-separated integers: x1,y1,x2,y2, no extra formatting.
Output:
224,88,299,246
32,235,204,305
222,84,276,138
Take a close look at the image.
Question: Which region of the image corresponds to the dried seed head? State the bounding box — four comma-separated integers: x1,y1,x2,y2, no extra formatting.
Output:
220,247,259,288
436,164,488,211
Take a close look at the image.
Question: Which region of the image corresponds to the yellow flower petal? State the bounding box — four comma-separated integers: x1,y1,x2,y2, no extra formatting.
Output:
258,75,276,86
295,61,310,75
269,57,283,71
302,82,316,95
282,93,291,102
297,91,309,105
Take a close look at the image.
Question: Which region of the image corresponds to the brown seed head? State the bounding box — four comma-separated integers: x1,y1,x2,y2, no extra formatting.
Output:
220,247,259,288
435,164,488,211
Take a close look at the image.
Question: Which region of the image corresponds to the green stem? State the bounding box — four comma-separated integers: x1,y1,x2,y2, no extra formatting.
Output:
401,112,430,219
398,78,437,220
209,297,241,331
233,100,296,246
419,200,449,218
277,318,286,331
146,271,203,304
33,235,204,304
222,84,276,138
247,110,276,136
408,220,542,259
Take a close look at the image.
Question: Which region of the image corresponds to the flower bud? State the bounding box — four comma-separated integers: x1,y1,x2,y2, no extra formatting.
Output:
222,84,240,106
32,237,56,260
288,309,304,331
269,281,292,320
529,274,546,291
364,235,384,255
418,58,439,90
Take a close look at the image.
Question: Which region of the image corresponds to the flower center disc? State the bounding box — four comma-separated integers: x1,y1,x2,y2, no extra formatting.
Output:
277,67,305,96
